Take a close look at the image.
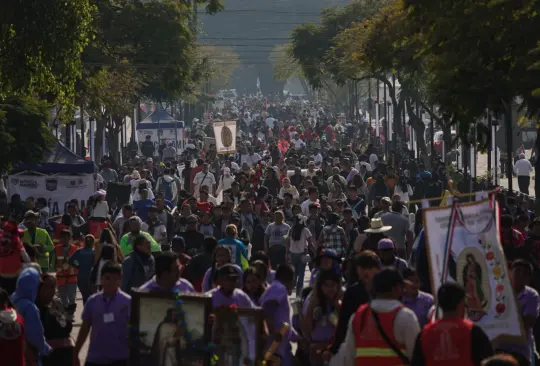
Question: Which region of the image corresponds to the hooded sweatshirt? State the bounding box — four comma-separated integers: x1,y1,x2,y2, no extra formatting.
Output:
10,267,51,365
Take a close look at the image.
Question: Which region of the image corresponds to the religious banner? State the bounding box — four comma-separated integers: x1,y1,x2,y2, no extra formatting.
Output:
7,174,96,216
424,198,525,345
213,120,236,155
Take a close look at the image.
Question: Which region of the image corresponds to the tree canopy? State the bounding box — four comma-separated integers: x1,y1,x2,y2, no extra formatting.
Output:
197,45,240,93
0,0,94,110
0,96,56,173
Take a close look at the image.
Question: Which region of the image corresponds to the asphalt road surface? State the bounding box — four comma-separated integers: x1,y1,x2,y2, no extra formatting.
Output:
73,151,536,361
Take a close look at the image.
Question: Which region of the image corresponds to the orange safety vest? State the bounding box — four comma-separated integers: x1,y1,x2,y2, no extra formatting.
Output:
420,318,474,366
55,244,78,286
353,303,407,366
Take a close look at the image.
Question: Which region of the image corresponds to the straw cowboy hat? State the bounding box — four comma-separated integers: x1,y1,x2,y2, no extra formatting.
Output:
364,218,392,233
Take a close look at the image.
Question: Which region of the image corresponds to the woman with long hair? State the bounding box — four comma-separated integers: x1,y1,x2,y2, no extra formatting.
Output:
286,214,313,296
242,266,266,306
95,228,124,264
37,274,73,366
89,244,117,293
201,245,242,292
301,269,343,366
352,174,368,200
394,175,413,203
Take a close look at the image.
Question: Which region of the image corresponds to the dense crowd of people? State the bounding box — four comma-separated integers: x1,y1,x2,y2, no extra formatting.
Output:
0,96,537,366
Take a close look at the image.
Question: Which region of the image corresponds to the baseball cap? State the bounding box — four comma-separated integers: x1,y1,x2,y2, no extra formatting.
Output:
216,264,240,278
146,157,153,162
381,197,391,204
378,238,394,250
24,210,39,220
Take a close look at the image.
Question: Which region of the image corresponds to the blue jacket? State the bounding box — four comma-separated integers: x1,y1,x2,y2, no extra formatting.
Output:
121,251,155,293
10,268,51,364
69,247,95,284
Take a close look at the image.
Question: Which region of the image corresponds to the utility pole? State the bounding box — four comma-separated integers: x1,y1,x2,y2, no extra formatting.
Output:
505,101,514,192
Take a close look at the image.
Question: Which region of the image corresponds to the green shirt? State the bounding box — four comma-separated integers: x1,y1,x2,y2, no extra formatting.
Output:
119,231,161,256
22,228,54,269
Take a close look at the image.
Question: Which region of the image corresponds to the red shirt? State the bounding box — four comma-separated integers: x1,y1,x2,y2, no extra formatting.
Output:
325,125,335,142
0,237,25,277
421,318,474,366
0,308,25,366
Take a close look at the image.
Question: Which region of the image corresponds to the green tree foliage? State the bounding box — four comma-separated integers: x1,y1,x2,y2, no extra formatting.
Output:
197,45,240,92
290,0,390,88
404,0,540,126
334,1,435,152
79,0,223,160
0,0,93,111
0,1,93,170
0,96,56,173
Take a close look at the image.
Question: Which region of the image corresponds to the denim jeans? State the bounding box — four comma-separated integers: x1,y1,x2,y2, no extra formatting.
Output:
289,252,307,296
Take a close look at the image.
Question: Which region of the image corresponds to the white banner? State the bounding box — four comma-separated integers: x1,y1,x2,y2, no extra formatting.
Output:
213,120,236,155
424,199,525,345
8,175,96,216
137,127,185,154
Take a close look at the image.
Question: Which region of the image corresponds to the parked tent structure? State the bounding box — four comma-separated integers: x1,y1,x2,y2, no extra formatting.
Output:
12,141,97,174
137,104,185,154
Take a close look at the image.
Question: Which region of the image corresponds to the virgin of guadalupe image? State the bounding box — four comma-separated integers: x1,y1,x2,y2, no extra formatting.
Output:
213,311,249,366
151,308,187,366
462,254,488,312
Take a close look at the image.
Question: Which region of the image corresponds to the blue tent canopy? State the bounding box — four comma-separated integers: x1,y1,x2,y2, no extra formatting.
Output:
136,104,184,130
13,141,97,174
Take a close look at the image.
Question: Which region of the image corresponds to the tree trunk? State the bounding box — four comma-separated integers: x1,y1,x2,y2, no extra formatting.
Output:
94,117,106,163
406,98,427,160
299,79,313,100
107,117,123,165
535,128,540,215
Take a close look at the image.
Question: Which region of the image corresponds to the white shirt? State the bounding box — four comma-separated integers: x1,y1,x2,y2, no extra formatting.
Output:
329,299,420,366
222,162,240,173
193,171,216,190
241,153,262,167
314,153,323,164
91,201,109,218
289,227,312,253
358,161,373,172
294,139,305,150
369,153,378,169
514,158,533,176
394,184,413,203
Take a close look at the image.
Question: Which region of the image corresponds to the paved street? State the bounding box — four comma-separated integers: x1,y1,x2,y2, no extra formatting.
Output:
476,152,536,195
72,151,536,361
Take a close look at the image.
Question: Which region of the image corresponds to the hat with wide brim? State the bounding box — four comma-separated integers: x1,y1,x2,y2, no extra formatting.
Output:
364,218,392,233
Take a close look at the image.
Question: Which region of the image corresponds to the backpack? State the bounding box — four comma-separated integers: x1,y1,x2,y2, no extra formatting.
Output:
161,178,174,201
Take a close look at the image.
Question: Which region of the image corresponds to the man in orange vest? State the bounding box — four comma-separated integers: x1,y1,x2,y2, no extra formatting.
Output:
53,229,79,317
329,268,420,366
410,282,494,366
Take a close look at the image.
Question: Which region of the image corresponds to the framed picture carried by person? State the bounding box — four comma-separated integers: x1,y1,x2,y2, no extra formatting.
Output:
211,306,265,366
130,290,212,366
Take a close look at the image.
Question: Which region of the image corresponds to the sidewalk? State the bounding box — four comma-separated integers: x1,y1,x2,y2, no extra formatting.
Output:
499,176,536,197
